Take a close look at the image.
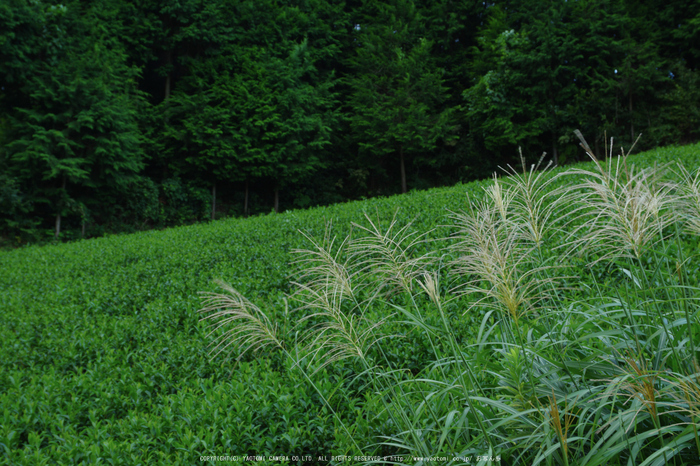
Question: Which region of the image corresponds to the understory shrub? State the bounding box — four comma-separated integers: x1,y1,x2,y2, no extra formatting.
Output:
160,178,211,226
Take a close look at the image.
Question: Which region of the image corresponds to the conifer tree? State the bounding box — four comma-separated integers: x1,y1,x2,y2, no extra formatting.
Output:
346,0,456,194
2,0,144,238
153,0,339,214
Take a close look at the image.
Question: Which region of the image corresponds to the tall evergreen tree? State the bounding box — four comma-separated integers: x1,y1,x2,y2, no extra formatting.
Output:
464,0,668,165
1,0,144,238
346,0,456,194
148,0,340,214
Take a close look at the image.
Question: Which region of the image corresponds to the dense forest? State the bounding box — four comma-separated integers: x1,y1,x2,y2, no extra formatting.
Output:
1,0,699,242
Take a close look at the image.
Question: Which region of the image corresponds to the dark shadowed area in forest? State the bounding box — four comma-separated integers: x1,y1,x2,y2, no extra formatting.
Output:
2,0,699,243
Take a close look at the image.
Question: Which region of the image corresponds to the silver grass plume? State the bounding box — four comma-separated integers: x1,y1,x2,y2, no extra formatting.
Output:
291,225,384,372
568,132,676,263
199,280,282,359
348,212,432,298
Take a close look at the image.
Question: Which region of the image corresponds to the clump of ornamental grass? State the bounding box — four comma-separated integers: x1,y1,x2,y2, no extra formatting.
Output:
342,215,490,459
503,149,569,248
197,132,700,465
568,131,677,263
266,218,458,459
449,158,565,325
290,226,391,373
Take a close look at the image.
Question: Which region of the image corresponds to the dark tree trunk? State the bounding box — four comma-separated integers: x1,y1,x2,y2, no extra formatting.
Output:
164,50,172,101
399,146,407,194
629,93,634,142
274,187,279,213
548,92,559,166
55,176,66,240
211,182,216,221
244,179,249,217
81,203,86,239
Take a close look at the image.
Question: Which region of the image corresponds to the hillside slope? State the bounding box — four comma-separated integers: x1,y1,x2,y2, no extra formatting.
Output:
2,143,699,464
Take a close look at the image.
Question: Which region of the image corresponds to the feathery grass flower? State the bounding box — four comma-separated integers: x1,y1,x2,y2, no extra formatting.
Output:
348,212,431,297
567,137,676,262
292,224,354,305
500,149,568,247
291,225,386,371
451,183,558,323
199,280,282,359
674,164,700,236
617,357,661,423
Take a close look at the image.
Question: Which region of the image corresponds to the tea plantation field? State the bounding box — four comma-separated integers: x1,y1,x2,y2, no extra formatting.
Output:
2,144,700,465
